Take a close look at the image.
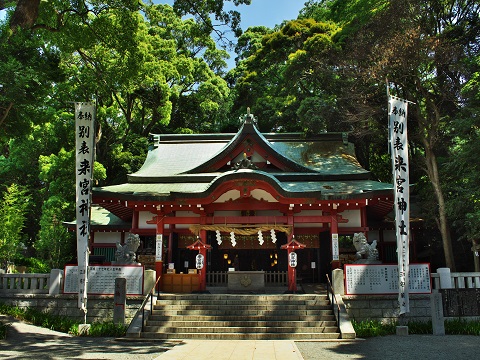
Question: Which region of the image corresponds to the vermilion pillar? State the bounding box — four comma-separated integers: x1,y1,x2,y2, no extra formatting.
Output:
281,236,306,292
155,214,164,291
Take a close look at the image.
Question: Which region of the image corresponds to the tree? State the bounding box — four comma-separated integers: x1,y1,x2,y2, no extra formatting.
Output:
231,19,341,132
0,183,30,269
35,197,75,270
302,0,480,270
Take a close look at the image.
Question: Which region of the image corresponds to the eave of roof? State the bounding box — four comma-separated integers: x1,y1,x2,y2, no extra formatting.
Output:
94,170,393,202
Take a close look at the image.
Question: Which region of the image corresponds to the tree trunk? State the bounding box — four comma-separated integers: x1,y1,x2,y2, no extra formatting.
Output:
423,140,456,271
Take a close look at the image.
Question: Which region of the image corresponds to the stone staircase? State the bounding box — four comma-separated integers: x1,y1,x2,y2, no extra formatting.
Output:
139,292,341,340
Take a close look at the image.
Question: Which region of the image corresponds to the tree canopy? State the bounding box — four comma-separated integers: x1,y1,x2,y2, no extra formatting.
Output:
0,0,479,272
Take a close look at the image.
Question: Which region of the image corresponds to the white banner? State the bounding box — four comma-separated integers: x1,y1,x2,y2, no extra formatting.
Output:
75,102,95,311
389,96,410,314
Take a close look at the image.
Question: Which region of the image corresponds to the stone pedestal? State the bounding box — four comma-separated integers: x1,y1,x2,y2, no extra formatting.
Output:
48,269,64,296
332,268,345,295
227,271,265,293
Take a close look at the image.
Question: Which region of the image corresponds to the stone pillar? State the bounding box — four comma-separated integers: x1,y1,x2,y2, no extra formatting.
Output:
113,277,127,325
48,269,64,296
431,291,445,335
437,268,453,289
332,268,345,295
144,270,156,295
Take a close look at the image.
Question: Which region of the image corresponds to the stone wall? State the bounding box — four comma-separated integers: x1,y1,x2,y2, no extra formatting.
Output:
343,294,431,323
0,294,143,324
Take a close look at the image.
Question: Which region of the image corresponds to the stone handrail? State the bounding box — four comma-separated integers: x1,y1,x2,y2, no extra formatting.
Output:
0,273,51,294
431,271,480,289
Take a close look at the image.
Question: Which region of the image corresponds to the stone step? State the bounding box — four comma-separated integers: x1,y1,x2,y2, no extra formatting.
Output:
144,325,339,334
157,295,327,301
140,291,340,340
146,320,338,328
155,300,329,307
139,332,341,340
148,314,336,322
153,303,331,311
150,309,334,316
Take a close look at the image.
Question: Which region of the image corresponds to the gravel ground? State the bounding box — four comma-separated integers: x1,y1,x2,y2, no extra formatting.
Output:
296,335,480,360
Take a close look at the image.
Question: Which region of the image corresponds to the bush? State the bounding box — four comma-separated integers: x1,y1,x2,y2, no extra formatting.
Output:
353,318,480,337
0,302,126,337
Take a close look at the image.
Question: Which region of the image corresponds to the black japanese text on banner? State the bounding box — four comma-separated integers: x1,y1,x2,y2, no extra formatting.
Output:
75,102,95,311
389,96,410,315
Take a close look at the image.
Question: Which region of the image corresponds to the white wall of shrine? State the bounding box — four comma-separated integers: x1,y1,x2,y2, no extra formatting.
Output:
338,209,361,228
93,231,121,244
138,211,156,229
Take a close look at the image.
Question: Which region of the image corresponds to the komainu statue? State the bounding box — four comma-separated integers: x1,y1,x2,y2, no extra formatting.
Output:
114,233,140,264
353,232,380,263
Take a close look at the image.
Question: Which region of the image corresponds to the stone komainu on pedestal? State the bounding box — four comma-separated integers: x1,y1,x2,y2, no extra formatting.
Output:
114,233,140,264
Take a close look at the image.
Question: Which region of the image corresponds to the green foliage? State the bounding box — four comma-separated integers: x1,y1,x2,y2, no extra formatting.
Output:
0,321,9,339
0,184,30,269
446,319,480,336
35,197,75,271
0,302,127,337
87,322,128,337
353,319,480,337
352,319,397,337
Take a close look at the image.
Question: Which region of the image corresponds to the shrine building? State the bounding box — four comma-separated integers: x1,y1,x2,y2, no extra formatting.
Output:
88,111,408,291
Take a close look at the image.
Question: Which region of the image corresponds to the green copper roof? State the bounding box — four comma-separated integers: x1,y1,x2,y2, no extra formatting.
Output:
95,170,392,201
94,119,393,204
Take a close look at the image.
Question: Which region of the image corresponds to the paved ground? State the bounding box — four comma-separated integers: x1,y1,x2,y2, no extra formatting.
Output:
1,314,480,360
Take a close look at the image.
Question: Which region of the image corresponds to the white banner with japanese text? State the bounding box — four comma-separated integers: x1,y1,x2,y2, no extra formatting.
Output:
75,102,95,311
389,96,410,314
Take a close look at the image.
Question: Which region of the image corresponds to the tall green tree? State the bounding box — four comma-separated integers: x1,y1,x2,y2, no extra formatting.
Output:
0,184,30,269
232,19,341,132
301,0,480,270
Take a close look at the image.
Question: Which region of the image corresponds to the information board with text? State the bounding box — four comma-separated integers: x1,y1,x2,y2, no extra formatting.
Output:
64,265,144,295
345,263,431,295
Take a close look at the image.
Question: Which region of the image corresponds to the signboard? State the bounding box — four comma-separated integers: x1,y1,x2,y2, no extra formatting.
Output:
64,265,144,295
196,254,204,269
289,252,297,268
345,263,431,295
332,234,339,261
155,234,163,261
441,289,480,317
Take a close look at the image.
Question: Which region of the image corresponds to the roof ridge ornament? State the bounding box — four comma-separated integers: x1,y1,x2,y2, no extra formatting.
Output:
240,107,258,126
232,152,258,170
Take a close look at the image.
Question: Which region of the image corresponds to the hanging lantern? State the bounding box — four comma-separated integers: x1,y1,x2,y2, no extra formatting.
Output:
216,230,222,245
270,229,277,243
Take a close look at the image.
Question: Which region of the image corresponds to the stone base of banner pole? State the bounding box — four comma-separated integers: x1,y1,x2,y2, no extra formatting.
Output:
78,323,91,335
396,326,409,336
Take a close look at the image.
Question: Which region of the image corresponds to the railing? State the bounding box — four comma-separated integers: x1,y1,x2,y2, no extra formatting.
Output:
134,274,162,333
431,272,480,289
206,271,288,287
326,274,341,330
206,271,228,286
0,273,50,294
265,271,287,286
